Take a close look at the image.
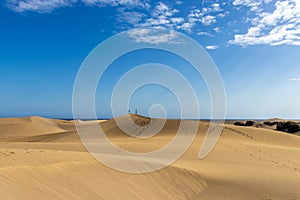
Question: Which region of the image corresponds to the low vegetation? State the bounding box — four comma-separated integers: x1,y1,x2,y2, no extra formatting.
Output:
276,121,300,134
263,121,278,126
234,120,255,126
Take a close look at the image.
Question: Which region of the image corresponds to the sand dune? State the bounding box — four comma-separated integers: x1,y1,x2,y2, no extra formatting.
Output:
0,115,300,199
0,116,66,141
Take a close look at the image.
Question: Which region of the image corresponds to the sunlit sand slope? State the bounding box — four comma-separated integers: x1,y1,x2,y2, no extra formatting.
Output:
0,115,299,199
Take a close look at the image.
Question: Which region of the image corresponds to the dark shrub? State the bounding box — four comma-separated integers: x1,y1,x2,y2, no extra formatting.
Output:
276,121,300,133
264,121,278,126
234,120,255,126
245,120,255,126
234,121,243,126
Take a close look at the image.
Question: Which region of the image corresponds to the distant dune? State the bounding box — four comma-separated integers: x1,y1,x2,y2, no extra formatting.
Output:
0,115,300,199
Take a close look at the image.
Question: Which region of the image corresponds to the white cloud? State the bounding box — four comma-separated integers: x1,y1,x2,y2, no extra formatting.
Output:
200,15,216,26
117,9,146,25
6,0,76,13
232,0,271,11
82,0,149,8
126,28,182,44
187,9,217,28
117,2,189,44
289,78,300,81
170,17,184,24
151,2,175,17
175,1,183,5
6,0,149,12
214,27,221,33
142,2,224,33
206,45,219,50
217,13,226,18
202,3,223,13
6,0,226,43
229,0,300,46
141,2,179,27
120,2,183,30
197,31,213,37
120,1,191,35
176,22,194,32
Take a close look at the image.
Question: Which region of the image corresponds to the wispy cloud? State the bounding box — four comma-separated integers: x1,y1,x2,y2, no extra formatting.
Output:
187,8,217,27
118,1,225,43
229,0,300,46
206,45,219,50
233,0,267,11
289,78,300,81
126,28,182,44
175,1,183,5
202,3,223,13
117,2,186,31
197,31,214,37
6,0,226,36
82,0,150,8
12,0,296,49
5,0,149,13
174,7,221,33
213,27,221,33
117,9,146,26
139,2,182,29
6,0,76,13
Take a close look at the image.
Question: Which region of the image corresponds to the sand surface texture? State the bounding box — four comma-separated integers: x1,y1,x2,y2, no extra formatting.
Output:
0,115,299,200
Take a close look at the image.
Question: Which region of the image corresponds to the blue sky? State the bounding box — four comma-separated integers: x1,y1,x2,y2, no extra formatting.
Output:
0,0,300,119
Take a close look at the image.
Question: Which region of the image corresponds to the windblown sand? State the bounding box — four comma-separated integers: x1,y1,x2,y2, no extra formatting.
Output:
0,115,299,200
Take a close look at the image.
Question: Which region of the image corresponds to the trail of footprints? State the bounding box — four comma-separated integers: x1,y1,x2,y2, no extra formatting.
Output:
0,149,45,167
226,143,300,174
134,119,152,137
224,126,253,140
223,127,300,174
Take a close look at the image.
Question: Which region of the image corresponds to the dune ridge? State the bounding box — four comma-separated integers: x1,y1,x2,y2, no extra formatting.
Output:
0,115,300,199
